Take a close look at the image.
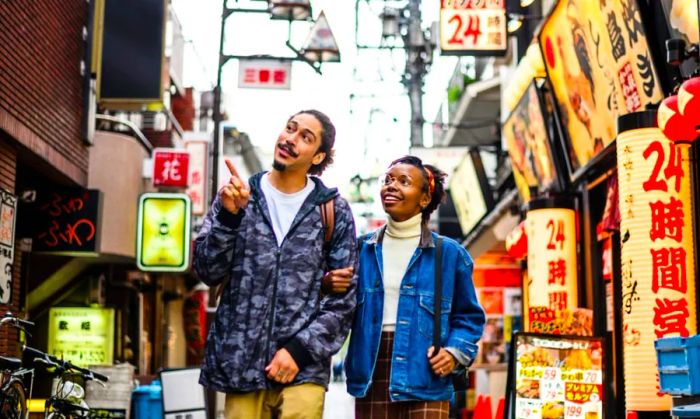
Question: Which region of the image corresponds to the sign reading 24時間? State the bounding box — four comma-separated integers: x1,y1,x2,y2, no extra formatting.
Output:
440,0,507,56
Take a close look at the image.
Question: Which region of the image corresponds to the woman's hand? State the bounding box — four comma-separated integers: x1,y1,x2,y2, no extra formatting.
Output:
321,267,354,294
427,346,457,377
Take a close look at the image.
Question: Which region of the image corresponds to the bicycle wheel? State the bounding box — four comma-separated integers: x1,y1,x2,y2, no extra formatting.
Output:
0,379,27,419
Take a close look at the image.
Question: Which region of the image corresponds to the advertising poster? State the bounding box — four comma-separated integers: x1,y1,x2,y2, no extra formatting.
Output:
539,0,664,179
504,80,558,202
514,333,604,419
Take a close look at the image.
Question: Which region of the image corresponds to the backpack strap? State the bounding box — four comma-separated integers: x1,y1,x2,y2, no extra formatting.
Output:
320,198,335,248
433,236,443,357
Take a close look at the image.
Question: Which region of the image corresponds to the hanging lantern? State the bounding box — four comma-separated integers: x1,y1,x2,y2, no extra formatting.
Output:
678,76,700,132
505,220,527,259
657,94,698,143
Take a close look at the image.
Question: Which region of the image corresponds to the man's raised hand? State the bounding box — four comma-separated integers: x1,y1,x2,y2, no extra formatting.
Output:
220,159,250,214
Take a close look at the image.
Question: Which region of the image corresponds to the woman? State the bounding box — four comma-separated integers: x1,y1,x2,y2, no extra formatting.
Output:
329,156,485,418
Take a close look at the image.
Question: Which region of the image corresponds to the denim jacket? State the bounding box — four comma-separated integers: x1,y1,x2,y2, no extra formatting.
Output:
345,225,485,401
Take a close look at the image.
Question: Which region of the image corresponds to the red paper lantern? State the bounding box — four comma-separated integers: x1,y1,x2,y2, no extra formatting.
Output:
657,94,698,143
678,76,700,132
505,220,527,259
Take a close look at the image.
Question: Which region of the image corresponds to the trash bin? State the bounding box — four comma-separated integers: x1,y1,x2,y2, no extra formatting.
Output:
672,403,700,417
131,380,163,419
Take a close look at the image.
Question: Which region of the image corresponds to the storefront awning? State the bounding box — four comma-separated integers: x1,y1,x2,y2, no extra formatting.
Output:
440,77,501,147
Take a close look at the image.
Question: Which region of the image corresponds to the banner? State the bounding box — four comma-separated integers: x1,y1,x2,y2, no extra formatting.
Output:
539,0,664,179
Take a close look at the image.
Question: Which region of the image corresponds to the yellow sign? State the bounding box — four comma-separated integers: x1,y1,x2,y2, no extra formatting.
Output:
539,0,663,178
136,193,191,272
48,307,115,368
617,111,697,411
525,202,578,328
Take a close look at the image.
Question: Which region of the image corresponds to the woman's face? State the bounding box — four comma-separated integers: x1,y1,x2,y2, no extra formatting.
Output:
380,163,430,222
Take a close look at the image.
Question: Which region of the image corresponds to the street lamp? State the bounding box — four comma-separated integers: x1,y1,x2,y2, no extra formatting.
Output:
269,0,312,21
379,7,402,39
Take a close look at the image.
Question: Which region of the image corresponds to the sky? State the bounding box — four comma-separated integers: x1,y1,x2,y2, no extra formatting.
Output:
171,0,458,193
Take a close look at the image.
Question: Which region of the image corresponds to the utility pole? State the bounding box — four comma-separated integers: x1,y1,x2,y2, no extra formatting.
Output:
211,0,228,209
403,0,428,148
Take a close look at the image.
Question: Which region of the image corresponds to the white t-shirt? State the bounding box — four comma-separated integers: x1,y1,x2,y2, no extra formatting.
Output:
260,173,315,246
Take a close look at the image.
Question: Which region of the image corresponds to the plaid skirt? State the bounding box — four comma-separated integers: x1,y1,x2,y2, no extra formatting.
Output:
355,331,449,419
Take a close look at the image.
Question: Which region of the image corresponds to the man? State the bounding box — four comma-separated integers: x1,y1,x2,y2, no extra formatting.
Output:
194,110,358,419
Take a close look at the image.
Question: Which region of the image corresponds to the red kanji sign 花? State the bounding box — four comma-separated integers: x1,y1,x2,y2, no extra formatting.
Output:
153,149,190,188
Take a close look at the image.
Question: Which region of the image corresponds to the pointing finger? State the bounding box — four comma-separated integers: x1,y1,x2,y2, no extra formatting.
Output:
225,159,241,178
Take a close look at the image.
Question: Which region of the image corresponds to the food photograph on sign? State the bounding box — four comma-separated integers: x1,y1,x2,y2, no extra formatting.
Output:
504,80,559,202
514,333,604,419
539,0,664,179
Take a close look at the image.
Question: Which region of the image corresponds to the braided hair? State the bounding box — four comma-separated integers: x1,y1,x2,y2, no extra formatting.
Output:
388,156,447,223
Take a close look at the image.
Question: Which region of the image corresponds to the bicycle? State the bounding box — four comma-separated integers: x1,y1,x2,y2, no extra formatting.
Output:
22,347,109,419
0,312,35,419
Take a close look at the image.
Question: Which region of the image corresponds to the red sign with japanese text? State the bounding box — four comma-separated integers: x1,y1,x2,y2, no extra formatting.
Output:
238,59,292,90
153,148,190,188
439,0,507,56
184,137,209,216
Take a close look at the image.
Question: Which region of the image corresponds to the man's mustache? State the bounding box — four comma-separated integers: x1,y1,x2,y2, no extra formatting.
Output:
278,143,299,157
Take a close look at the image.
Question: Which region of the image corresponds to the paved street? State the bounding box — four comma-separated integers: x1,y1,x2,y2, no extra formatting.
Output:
324,381,354,419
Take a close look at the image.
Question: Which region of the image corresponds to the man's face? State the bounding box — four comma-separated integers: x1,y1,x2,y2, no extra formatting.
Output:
273,113,325,174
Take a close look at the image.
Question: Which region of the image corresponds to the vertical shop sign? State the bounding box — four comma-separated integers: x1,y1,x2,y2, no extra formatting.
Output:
525,200,582,334
184,138,208,216
0,190,17,305
616,110,697,411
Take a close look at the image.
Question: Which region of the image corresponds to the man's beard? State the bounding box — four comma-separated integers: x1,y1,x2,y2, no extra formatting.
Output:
272,159,287,171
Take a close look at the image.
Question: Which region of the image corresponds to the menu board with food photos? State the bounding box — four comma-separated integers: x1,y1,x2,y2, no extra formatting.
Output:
513,333,604,419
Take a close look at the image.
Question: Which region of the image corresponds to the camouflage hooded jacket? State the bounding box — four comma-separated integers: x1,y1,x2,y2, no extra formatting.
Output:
193,172,358,393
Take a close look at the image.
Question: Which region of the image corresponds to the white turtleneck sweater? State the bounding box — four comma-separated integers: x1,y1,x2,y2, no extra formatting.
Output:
381,213,422,331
